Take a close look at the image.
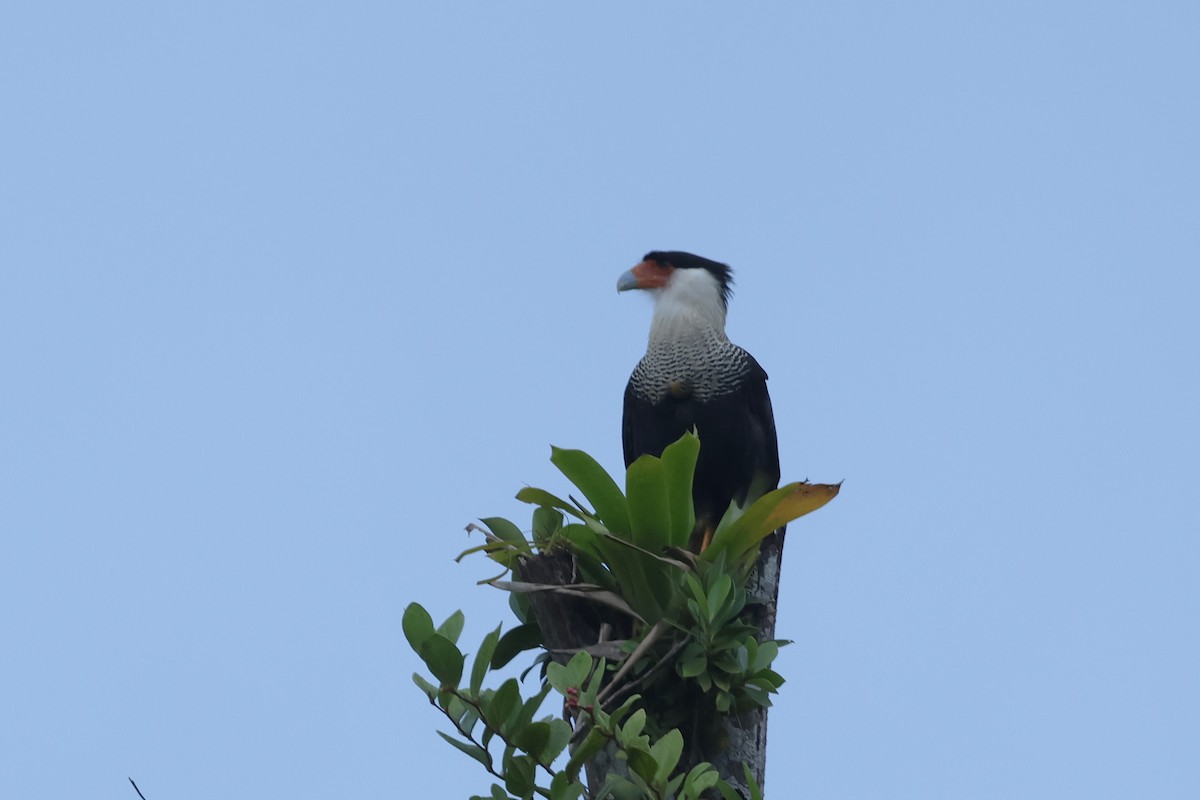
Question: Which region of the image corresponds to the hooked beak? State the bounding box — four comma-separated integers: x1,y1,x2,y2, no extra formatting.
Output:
616,268,640,292
616,259,671,292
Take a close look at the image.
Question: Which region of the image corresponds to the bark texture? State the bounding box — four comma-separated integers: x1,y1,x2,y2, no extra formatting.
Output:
706,530,784,797
514,550,632,662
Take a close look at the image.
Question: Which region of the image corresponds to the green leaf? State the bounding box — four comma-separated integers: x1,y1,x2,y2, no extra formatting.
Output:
437,610,466,645
733,643,750,673
744,681,772,705
549,771,585,800
508,590,531,624
543,718,573,763
702,490,783,566
491,623,543,669
565,728,608,779
436,730,491,769
683,762,720,799
545,653,591,701
419,634,464,688
681,640,705,662
514,682,553,733
625,454,672,553
550,446,631,534
743,762,764,800
557,522,605,563
707,573,733,623
589,530,682,623
445,693,468,722
515,722,550,759
596,775,645,800
753,669,786,691
412,672,438,700
402,603,435,652
715,780,743,800
589,546,662,622
621,708,647,742
658,431,700,547
488,678,522,735
752,640,779,673
504,753,535,799
480,516,528,549
684,573,708,612
514,487,587,520
545,661,571,696
627,746,659,786
650,728,684,784
531,506,563,544
471,625,502,695
608,693,641,725
704,482,840,567
566,649,593,688
680,654,707,678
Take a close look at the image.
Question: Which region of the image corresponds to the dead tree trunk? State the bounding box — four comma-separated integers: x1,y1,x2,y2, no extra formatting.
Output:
514,529,785,799
703,530,783,797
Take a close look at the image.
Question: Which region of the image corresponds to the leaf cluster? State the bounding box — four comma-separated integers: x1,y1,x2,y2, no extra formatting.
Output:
405,603,581,800
407,607,732,800
674,563,786,715
409,433,839,798
475,432,834,718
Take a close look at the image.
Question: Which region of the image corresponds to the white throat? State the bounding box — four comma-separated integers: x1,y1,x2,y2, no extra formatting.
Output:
646,268,728,347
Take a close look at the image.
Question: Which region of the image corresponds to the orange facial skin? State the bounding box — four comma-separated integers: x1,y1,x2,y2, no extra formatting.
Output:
617,258,675,292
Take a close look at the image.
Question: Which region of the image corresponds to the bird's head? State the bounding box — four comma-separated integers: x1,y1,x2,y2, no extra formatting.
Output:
616,251,734,314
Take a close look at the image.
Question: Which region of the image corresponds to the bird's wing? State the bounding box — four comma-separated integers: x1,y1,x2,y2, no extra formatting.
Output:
743,353,781,496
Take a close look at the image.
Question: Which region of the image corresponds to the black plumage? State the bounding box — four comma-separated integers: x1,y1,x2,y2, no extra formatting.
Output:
618,251,781,544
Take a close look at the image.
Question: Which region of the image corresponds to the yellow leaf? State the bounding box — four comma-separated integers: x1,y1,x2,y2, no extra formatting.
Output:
763,481,841,531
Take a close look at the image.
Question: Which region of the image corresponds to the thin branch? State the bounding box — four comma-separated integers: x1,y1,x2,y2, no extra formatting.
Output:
489,580,646,623
596,620,669,705
128,778,147,800
597,532,692,570
568,620,674,747
465,522,503,543
566,495,594,518
601,634,691,712
430,690,557,797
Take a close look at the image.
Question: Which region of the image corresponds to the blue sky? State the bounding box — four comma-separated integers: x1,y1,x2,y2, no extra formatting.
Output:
2,3,1197,798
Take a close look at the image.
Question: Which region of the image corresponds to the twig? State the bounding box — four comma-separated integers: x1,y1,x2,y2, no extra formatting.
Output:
430,691,556,797
128,778,147,800
601,633,691,711
596,620,668,705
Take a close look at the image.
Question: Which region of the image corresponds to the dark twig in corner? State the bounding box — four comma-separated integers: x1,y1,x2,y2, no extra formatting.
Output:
128,777,148,800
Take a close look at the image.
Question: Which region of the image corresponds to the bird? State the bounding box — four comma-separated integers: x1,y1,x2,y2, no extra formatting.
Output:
617,251,781,550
